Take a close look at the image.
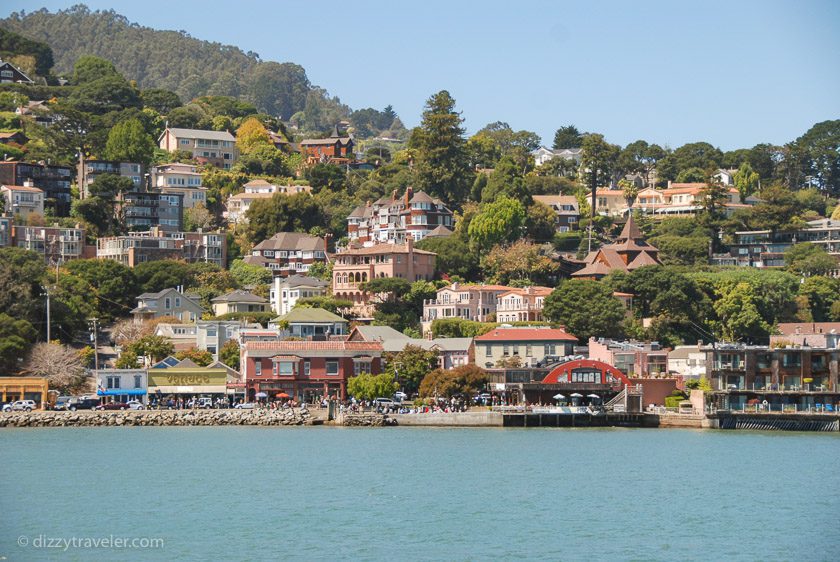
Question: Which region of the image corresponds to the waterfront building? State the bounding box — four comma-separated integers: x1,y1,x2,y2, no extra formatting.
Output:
158,127,238,169
667,345,707,379
0,377,49,409
631,183,753,218
588,338,669,377
153,321,262,358
270,275,329,316
346,187,454,246
474,327,577,369
241,340,384,402
147,360,230,403
711,219,840,268
0,161,73,216
348,325,474,370
96,227,227,267
573,216,661,279
96,369,148,405
243,232,328,277
772,322,840,348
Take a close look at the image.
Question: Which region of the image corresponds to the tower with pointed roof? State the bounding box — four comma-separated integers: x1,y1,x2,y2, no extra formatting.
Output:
572,215,661,279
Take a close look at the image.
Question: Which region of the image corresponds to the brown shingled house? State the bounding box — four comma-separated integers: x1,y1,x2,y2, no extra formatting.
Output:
572,216,661,279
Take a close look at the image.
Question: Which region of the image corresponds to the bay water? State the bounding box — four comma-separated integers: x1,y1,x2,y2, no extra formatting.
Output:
2,427,838,561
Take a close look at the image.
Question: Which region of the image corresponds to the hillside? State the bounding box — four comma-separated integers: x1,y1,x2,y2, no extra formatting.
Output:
0,5,326,122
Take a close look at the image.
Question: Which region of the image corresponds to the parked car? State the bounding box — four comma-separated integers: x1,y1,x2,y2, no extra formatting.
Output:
3,400,37,412
234,402,256,409
393,392,408,402
373,398,395,408
126,400,145,410
52,396,73,411
96,402,129,411
67,397,100,411
188,397,214,409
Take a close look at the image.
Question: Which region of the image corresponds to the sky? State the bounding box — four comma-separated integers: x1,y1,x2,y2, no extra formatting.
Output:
3,0,839,150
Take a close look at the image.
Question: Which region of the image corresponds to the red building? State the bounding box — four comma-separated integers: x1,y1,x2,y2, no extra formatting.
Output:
299,125,354,165
241,340,383,402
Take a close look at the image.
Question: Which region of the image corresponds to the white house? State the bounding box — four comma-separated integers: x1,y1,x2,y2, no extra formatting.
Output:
270,274,329,315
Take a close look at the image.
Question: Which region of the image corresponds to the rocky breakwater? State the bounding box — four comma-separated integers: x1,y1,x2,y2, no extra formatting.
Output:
0,409,313,428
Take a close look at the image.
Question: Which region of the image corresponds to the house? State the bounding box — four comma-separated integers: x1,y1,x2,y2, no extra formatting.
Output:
269,307,349,338
158,127,238,169
667,345,707,380
632,183,751,218
15,100,54,127
241,339,384,401
347,187,454,246
0,131,28,145
531,146,582,167
121,191,184,231
0,162,72,216
421,283,512,333
154,320,262,357
713,168,738,186
242,232,328,276
270,275,329,316
224,181,312,224
152,323,198,352
12,224,91,263
588,338,669,377
473,327,578,369
299,125,354,165
594,189,628,217
332,240,437,310
131,288,204,323
573,216,662,279
211,290,268,316
532,195,580,232
97,227,227,268
347,325,474,370
1,183,43,220
77,160,143,199
772,323,840,349
0,59,34,84
495,286,553,323
0,216,10,247
152,163,208,209
96,369,148,405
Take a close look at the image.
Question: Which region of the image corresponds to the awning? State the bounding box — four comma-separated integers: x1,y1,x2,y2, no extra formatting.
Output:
97,389,147,396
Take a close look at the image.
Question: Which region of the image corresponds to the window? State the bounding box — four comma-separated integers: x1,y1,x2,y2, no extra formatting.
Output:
164,297,171,309
512,345,519,356
106,376,120,389
526,344,532,357
175,297,181,308
544,343,556,356
485,345,492,357
276,361,295,376
502,345,510,356
254,361,262,376
134,375,142,388
354,361,372,376
303,361,310,377
326,361,339,376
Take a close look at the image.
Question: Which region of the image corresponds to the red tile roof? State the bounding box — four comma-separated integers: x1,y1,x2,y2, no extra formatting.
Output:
474,328,577,342
245,341,383,352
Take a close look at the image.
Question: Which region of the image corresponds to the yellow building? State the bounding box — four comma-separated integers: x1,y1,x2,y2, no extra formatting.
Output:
0,377,50,409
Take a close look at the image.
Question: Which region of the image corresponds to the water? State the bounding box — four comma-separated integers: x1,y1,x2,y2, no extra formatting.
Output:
2,427,839,561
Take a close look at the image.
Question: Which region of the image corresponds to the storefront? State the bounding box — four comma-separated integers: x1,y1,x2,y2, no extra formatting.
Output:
96,369,148,405
147,368,228,406
0,377,50,409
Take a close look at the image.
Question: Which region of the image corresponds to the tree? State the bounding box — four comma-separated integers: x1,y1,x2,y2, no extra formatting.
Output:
658,142,724,182
416,235,479,280
410,90,472,204
23,342,87,394
795,120,840,194
236,117,271,153
0,313,37,374
799,276,840,322
481,156,530,205
295,296,353,315
72,54,120,84
385,345,440,394
542,280,625,341
419,365,488,399
347,372,399,401
123,335,175,364
306,163,346,192
63,259,138,320
229,259,273,286
580,133,620,218
0,247,48,326
526,202,557,243
733,161,760,202
175,347,214,367
749,184,802,231
481,240,558,286
785,244,838,277
219,339,240,370
133,260,194,294
72,173,135,236
104,118,156,165
141,89,182,114
553,125,582,149
245,193,326,244
713,282,770,342
618,140,665,187
467,196,526,252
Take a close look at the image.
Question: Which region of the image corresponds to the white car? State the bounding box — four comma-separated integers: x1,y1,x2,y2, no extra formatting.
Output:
234,402,256,409
4,400,37,412
126,400,145,410
394,392,408,402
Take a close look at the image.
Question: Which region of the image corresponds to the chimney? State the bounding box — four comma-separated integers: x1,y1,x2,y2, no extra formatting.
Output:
23,179,34,187
406,237,413,252
405,186,413,206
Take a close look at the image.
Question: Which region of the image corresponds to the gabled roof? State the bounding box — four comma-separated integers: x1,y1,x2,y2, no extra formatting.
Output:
425,225,453,237
276,274,329,289
2,184,43,193
163,128,235,142
475,328,577,342
349,325,411,342
532,195,580,212
211,290,267,304
253,232,325,252
409,190,435,204
274,307,348,324
619,215,643,240
627,251,661,270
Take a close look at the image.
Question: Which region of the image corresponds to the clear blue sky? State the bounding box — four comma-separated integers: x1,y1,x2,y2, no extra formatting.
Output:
4,0,839,150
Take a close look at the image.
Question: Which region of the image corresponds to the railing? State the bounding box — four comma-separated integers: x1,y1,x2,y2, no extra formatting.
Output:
727,403,839,414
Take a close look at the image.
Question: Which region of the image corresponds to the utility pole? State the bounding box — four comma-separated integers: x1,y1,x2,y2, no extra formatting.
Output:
89,318,100,373
41,286,51,342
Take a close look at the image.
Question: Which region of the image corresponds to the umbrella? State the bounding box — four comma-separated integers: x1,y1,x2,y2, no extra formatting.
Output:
587,394,601,399
276,392,290,398
553,393,566,400
255,392,267,398
570,393,583,398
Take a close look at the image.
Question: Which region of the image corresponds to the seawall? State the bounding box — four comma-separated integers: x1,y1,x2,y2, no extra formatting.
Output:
390,411,504,427
0,409,312,428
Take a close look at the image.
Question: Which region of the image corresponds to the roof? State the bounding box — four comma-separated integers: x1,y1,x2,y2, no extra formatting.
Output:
498,287,553,298
337,243,436,256
253,232,325,252
425,225,453,237
571,261,615,277
276,274,329,289
627,251,661,269
474,328,577,342
440,283,513,293
274,307,348,324
350,325,410,342
2,184,43,193
619,215,643,240
245,340,383,358
229,191,275,201
300,137,352,146
532,195,580,212
211,290,267,304
431,337,474,352
776,322,840,336
409,191,435,204
164,128,235,142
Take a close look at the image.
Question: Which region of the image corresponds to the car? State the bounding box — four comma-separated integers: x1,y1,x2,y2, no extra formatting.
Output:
234,402,256,409
126,400,145,410
52,396,73,411
96,402,129,411
373,397,395,407
393,392,408,402
4,400,37,412
67,397,100,411
191,397,213,409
